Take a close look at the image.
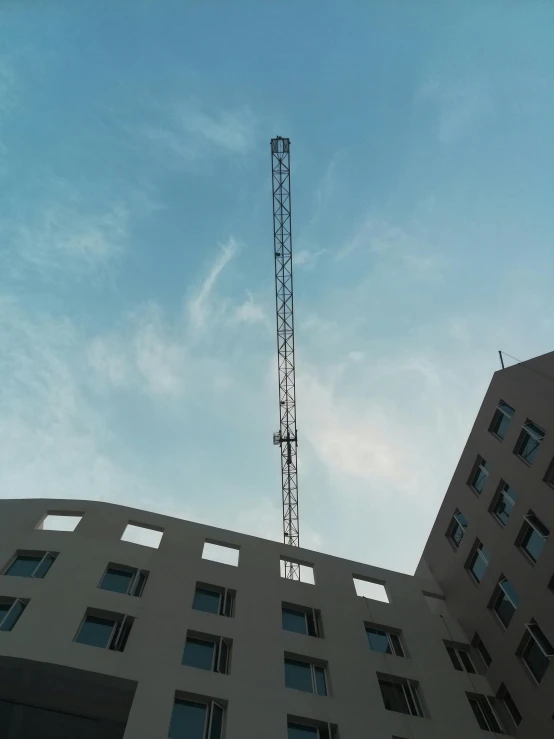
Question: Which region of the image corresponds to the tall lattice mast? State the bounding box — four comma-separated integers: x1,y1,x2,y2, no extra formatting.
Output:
271,136,300,580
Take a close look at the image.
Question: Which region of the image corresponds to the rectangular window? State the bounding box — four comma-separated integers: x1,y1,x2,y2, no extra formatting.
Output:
282,604,321,637
99,564,148,597
445,643,476,673
182,634,231,674
473,633,492,668
519,621,554,683
3,551,57,579
169,698,224,739
121,522,163,548
281,558,315,584
287,720,338,739
284,658,327,696
489,401,515,440
353,576,389,602
467,541,491,584
490,483,517,527
446,510,468,548
0,598,28,631
491,578,520,628
517,512,549,564
497,684,522,727
192,584,235,617
515,421,545,465
469,457,489,494
74,610,133,652
378,677,424,717
38,513,83,531
366,625,404,657
202,541,240,567
467,693,504,733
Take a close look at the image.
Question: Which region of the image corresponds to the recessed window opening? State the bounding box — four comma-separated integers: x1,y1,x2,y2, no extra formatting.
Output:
3,551,57,579
489,401,515,440
39,513,83,531
121,523,163,548
353,576,389,603
0,598,28,631
281,558,315,584
99,564,149,597
202,541,240,567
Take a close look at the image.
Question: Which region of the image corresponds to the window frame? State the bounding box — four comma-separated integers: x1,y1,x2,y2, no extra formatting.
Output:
282,604,322,637
446,510,468,549
287,719,337,739
497,683,522,728
490,482,517,527
182,634,232,675
284,657,328,696
98,563,149,597
489,401,515,440
3,550,58,579
467,693,504,733
378,676,424,717
469,457,489,495
0,597,28,631
517,512,549,564
74,610,133,652
514,421,545,465
169,697,225,739
472,633,492,668
519,621,554,684
489,577,519,629
445,643,476,673
366,625,405,657
467,541,491,584
193,584,236,617
544,456,554,488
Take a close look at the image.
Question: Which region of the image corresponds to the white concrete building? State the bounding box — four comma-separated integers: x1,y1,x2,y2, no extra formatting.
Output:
0,497,505,739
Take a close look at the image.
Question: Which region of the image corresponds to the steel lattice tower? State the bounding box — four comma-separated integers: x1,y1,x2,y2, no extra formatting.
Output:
271,137,300,580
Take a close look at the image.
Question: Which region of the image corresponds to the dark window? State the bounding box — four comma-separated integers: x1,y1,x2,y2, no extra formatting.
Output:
378,678,424,717
4,552,57,579
183,638,217,671
473,634,492,667
490,401,515,440
491,483,517,527
99,566,148,596
284,659,327,695
447,511,468,548
470,457,489,494
0,599,27,631
366,627,404,657
182,635,231,674
446,645,475,673
169,699,224,739
76,616,115,648
497,684,522,727
467,542,491,584
282,606,320,636
515,421,545,464
75,613,132,651
492,579,519,628
518,513,549,563
520,622,554,683
467,694,503,732
288,726,318,739
193,585,234,617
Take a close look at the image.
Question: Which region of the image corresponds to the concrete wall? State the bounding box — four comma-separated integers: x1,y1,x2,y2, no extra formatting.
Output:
418,351,554,739
1,497,496,739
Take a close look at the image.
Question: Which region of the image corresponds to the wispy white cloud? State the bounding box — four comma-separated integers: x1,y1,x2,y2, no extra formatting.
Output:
232,291,267,326
136,101,256,163
187,237,240,332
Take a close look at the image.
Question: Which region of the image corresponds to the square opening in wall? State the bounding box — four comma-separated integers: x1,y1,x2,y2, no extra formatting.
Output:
38,513,83,532
202,541,240,567
353,576,389,603
281,558,315,584
121,523,163,549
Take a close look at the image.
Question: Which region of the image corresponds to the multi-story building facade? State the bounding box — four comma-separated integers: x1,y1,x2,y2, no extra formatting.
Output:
2,497,504,739
418,351,554,738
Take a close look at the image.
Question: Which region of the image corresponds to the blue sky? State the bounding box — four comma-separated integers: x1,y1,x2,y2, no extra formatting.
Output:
1,0,553,573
